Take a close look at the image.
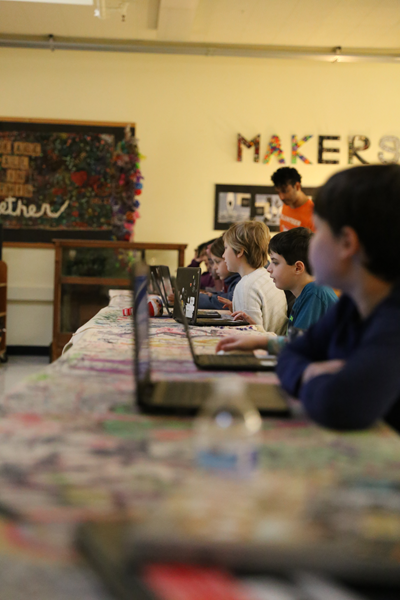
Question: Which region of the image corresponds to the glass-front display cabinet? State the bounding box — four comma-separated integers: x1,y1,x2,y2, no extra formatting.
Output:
52,239,187,361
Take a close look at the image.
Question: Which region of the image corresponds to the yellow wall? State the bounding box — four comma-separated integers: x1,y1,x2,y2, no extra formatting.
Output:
1,47,400,343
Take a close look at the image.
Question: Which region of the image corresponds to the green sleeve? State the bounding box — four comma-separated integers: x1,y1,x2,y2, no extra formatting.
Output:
267,335,288,355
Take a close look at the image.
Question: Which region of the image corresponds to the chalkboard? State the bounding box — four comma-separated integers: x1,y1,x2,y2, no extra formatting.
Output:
0,118,133,243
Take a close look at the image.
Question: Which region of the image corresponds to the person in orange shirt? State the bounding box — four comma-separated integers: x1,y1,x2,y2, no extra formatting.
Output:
271,166,315,232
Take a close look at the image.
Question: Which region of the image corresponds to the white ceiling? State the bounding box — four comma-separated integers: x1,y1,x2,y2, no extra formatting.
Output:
1,0,400,51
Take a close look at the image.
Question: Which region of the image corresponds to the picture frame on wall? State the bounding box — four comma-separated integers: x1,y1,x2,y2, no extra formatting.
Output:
0,118,132,243
214,184,316,231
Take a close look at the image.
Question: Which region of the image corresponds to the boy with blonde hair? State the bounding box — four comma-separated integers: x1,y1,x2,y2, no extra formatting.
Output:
223,221,287,334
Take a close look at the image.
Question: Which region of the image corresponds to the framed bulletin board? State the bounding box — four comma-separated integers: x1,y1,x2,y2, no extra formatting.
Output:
0,118,133,243
214,184,316,231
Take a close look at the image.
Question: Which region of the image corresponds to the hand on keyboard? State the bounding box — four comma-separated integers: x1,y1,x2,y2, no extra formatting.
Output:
215,334,269,353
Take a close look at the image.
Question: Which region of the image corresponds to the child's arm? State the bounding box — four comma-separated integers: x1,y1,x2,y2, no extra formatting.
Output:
215,332,287,355
302,359,345,384
235,288,265,327
233,273,286,332
198,292,228,310
297,339,400,431
277,301,400,430
231,310,255,323
215,334,269,353
219,297,233,311
276,307,338,397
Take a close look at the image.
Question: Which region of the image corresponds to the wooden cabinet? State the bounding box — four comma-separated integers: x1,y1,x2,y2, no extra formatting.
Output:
51,239,187,361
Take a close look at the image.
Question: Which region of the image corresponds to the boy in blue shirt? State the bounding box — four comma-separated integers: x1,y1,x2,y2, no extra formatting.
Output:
277,164,400,432
268,228,338,332
216,227,337,354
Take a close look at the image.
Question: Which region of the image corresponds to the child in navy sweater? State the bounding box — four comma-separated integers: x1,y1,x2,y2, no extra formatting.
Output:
277,164,400,432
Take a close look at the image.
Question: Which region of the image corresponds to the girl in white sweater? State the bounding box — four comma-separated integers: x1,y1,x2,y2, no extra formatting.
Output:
223,221,287,334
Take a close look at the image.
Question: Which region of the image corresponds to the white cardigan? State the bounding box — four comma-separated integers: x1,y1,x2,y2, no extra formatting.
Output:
232,268,287,334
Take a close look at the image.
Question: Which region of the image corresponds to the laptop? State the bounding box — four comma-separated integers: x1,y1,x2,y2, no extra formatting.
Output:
173,277,278,372
173,267,248,327
149,265,174,317
150,265,174,308
151,265,221,320
132,261,289,415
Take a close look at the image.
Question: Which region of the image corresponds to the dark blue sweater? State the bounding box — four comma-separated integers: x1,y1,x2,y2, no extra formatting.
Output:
276,283,400,433
198,273,241,309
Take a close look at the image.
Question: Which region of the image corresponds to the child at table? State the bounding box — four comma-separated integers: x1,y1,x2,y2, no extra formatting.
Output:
198,237,241,310
276,164,400,432
169,238,222,305
187,238,222,290
216,227,338,354
223,221,287,334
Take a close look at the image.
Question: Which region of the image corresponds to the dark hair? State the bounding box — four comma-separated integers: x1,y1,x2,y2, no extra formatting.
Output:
271,167,302,189
269,227,313,274
314,164,400,282
196,238,217,254
210,236,225,259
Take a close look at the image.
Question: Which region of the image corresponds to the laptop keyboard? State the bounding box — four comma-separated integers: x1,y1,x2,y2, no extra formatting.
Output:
196,318,248,326
197,310,221,318
148,380,287,412
198,354,261,366
151,381,210,406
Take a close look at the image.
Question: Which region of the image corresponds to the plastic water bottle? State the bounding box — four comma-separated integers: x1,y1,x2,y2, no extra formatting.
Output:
194,378,262,478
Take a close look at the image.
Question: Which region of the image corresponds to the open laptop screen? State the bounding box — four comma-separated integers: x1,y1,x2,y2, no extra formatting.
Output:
133,262,151,391
158,265,173,297
174,267,201,325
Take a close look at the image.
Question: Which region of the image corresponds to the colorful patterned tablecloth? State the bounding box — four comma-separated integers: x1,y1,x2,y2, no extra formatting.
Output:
3,290,270,415
0,290,400,598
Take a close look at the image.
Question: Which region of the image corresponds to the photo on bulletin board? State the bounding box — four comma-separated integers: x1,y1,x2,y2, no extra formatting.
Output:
214,184,316,231
0,118,132,243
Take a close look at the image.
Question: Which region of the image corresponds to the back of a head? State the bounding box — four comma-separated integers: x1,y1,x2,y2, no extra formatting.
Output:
314,164,400,282
197,238,218,255
210,236,225,259
269,228,313,274
223,221,270,269
271,166,301,188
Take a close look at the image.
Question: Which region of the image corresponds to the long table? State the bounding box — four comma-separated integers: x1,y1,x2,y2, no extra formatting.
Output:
0,291,399,599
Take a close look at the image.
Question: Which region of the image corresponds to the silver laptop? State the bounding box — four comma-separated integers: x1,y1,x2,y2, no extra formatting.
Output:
132,261,289,415
173,277,278,372
149,265,175,317
150,265,220,319
174,267,248,327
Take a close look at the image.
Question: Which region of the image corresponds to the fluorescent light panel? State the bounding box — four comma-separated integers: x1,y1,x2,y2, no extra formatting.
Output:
3,0,93,5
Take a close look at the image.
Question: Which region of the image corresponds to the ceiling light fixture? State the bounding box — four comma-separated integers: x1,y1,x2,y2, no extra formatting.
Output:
5,0,93,4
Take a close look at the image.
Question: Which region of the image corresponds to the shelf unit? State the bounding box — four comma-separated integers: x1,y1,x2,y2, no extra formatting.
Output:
52,239,187,361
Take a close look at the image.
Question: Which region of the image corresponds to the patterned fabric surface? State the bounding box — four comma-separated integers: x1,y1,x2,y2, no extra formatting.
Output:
0,291,399,598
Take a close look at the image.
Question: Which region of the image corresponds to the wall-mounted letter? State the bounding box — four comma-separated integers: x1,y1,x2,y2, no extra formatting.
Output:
237,134,260,162
291,135,313,164
263,135,286,164
318,136,340,164
378,136,400,164
348,135,370,164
